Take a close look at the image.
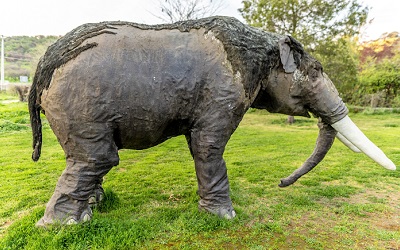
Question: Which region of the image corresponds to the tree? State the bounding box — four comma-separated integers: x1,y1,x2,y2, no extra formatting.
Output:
347,32,400,107
359,50,400,107
4,36,58,81
155,0,225,23
239,0,368,49
313,37,360,100
239,0,369,113
240,0,369,120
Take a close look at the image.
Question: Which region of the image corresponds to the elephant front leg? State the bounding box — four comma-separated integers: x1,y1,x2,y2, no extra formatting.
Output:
187,131,236,219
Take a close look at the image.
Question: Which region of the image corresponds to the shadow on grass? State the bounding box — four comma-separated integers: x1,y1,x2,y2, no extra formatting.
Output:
96,188,120,213
0,191,237,249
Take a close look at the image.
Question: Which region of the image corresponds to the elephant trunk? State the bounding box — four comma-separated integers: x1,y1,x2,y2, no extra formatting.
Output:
279,115,396,187
279,121,337,187
278,63,395,187
331,115,396,170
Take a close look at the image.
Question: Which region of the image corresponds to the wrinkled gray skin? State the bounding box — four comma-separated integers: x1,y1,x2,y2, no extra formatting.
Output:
29,16,348,226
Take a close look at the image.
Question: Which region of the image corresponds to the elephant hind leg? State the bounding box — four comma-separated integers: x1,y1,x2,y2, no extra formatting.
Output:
36,158,118,226
37,121,119,226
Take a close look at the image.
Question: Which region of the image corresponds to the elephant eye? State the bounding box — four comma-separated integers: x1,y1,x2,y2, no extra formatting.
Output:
310,69,319,80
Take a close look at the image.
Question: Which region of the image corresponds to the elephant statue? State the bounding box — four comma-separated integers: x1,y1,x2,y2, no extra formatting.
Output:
28,16,396,226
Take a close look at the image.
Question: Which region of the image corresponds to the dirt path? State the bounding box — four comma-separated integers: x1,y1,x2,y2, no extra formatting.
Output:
0,100,19,104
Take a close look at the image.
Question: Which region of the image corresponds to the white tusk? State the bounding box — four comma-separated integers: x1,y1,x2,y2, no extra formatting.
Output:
336,132,361,153
331,115,396,170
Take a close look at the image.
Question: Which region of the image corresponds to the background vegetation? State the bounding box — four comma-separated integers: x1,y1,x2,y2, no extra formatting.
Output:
0,92,399,249
2,36,58,81
239,0,400,108
2,1,400,108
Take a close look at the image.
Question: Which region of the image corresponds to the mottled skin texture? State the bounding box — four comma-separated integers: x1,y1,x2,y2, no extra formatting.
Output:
29,16,348,225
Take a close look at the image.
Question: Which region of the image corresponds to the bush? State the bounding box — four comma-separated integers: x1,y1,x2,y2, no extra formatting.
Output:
9,84,30,102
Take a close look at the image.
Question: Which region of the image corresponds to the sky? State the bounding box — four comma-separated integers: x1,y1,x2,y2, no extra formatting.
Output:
0,0,399,41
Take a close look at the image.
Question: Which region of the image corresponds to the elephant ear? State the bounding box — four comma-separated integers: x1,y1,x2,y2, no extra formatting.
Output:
278,36,304,73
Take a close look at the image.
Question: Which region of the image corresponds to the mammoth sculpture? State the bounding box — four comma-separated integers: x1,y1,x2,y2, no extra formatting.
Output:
29,16,396,226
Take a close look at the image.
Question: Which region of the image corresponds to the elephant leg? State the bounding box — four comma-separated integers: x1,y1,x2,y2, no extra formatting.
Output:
88,178,104,208
36,122,119,226
187,130,236,219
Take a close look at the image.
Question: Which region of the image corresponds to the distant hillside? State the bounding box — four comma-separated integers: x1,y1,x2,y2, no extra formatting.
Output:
358,31,400,63
3,36,59,82
356,32,400,107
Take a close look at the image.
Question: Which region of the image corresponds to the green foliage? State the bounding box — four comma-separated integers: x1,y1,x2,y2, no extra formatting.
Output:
239,0,368,48
0,91,19,101
0,102,399,248
239,0,369,104
4,36,59,81
358,51,400,106
313,37,360,101
0,96,30,133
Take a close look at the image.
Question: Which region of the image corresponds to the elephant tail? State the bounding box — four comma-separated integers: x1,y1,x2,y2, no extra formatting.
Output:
28,72,43,162
27,23,119,161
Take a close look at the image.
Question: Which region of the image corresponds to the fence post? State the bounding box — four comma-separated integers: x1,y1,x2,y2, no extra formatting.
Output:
1,35,5,92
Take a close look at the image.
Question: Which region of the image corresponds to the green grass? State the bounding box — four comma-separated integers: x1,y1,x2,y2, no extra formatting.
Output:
0,92,19,101
0,99,399,249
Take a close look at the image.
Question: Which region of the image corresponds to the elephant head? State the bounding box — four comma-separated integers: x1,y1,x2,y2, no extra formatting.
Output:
252,36,396,187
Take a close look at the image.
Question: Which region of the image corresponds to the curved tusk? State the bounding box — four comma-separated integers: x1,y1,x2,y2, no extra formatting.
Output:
331,116,396,170
336,132,361,153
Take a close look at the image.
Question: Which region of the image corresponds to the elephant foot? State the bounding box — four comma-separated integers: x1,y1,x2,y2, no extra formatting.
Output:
198,203,236,219
36,191,94,227
64,210,92,225
88,184,104,208
36,208,92,227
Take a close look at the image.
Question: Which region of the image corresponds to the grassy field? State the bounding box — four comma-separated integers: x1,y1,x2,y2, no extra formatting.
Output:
0,92,399,249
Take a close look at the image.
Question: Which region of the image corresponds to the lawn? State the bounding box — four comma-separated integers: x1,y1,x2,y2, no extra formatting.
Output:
0,93,399,249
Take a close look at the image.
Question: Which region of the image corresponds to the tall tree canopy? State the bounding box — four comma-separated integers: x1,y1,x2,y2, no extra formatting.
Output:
239,0,368,49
